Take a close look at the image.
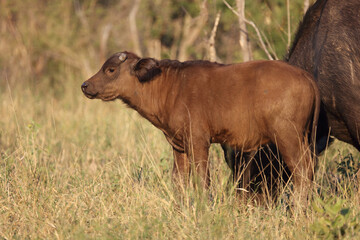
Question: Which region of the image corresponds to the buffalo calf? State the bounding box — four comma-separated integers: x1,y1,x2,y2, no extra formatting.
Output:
82,52,320,199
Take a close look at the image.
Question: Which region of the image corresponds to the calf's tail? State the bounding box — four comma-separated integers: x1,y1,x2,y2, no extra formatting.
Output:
306,72,321,154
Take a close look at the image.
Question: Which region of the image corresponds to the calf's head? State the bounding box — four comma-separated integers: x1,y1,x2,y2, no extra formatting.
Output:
81,52,161,101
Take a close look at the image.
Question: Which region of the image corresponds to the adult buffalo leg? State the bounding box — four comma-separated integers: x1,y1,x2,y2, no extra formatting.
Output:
222,144,244,183
222,145,252,189
246,145,290,203
222,144,288,204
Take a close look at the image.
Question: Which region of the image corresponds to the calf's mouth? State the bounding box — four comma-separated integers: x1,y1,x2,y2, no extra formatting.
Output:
83,91,98,99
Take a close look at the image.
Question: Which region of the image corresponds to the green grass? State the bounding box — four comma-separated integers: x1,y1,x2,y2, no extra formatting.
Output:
1,79,359,239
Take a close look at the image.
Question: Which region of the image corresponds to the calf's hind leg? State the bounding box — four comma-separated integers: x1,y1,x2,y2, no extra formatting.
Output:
274,134,314,204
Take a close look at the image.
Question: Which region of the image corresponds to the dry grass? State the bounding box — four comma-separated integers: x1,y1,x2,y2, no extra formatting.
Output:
0,77,360,239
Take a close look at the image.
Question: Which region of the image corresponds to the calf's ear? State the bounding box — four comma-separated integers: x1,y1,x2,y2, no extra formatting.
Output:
133,58,161,82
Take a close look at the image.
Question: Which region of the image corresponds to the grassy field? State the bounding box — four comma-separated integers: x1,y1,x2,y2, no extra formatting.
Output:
1,1,360,238
1,75,360,239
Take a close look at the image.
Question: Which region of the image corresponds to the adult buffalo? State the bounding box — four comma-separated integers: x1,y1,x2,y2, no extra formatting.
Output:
286,0,360,151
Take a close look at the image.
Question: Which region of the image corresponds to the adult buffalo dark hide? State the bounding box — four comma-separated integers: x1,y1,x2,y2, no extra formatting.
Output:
286,0,360,151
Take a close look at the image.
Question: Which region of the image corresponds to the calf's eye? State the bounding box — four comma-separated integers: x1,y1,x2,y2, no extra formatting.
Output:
108,68,115,73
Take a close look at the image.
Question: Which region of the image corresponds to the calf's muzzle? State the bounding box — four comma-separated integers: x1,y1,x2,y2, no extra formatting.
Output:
81,82,88,92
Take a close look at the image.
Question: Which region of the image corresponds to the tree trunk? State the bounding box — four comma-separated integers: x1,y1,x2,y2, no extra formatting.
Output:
208,12,221,62
99,24,112,63
304,0,310,14
129,0,142,56
178,0,208,61
236,0,252,62
148,39,161,60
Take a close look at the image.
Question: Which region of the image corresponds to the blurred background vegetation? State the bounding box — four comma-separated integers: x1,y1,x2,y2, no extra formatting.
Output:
1,0,311,94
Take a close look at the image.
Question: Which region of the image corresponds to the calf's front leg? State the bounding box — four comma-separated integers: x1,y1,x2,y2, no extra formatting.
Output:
172,148,190,188
187,143,210,189
171,142,210,189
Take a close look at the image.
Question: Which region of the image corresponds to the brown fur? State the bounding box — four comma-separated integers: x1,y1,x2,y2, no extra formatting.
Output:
81,52,320,196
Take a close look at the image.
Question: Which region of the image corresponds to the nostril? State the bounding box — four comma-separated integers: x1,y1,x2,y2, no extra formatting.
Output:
81,82,88,92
